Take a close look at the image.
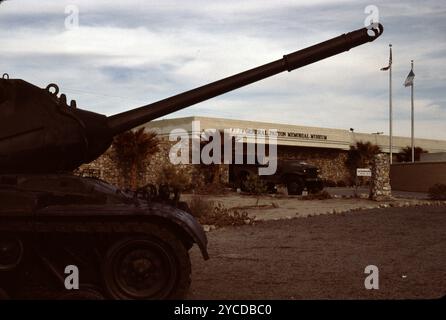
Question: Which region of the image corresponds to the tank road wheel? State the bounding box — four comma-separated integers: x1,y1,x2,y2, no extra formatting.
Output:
286,177,304,195
103,227,191,300
0,288,10,300
0,237,23,271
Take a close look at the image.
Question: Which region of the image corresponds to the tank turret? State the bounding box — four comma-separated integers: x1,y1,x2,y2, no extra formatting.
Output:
0,24,382,173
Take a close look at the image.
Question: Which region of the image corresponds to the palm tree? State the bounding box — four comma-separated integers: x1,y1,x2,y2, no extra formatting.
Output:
112,128,160,190
346,141,381,167
396,146,427,162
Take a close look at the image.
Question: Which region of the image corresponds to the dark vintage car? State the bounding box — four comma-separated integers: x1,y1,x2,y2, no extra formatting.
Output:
231,159,324,195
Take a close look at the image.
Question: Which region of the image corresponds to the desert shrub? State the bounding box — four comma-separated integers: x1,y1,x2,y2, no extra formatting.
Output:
428,184,446,200
188,196,215,219
188,197,254,227
157,165,190,191
301,190,332,200
156,164,191,202
243,174,268,195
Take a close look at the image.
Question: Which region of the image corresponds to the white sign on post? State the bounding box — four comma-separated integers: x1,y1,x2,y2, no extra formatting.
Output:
357,168,372,177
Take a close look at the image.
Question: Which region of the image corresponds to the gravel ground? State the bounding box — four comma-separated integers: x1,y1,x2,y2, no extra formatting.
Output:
188,205,446,299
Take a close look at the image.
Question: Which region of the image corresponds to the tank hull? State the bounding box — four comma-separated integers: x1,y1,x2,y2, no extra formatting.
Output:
0,174,207,299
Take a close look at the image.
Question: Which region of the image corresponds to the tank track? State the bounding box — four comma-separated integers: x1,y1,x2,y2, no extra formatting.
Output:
0,220,191,299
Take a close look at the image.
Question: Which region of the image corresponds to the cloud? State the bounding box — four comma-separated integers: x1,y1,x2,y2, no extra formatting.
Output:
0,0,444,140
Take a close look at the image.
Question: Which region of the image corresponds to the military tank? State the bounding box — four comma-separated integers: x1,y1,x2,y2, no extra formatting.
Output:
0,24,383,299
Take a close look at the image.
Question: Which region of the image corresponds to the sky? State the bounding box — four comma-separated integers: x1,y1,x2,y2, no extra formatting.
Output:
1,0,445,139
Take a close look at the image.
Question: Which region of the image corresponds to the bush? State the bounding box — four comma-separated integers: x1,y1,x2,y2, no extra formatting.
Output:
157,165,190,192
156,164,191,203
188,197,255,227
243,174,268,195
428,184,446,200
188,196,215,219
301,190,332,200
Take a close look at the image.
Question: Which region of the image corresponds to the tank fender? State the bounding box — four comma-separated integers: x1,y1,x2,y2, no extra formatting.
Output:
148,203,209,260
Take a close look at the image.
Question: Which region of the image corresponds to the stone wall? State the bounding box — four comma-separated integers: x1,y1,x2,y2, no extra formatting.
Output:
277,146,350,183
77,139,351,189
77,139,229,190
370,153,392,201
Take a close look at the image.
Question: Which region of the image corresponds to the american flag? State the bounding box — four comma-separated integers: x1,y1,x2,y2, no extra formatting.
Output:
404,69,415,87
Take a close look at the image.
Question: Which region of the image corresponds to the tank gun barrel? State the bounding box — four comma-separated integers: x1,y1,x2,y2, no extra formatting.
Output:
107,24,383,134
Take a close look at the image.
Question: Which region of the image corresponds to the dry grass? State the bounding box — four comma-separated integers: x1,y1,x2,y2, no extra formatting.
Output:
188,196,255,227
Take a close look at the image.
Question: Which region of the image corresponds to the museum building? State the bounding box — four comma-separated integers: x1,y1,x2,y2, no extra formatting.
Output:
79,116,446,188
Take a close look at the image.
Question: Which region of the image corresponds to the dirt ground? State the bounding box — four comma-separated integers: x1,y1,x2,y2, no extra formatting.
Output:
188,205,446,299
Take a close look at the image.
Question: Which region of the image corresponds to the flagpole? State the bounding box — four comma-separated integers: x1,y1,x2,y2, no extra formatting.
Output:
411,60,414,163
389,44,393,164
381,44,393,163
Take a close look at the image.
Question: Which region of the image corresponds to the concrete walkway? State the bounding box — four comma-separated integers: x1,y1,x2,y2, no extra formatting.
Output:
326,187,429,200
183,191,444,222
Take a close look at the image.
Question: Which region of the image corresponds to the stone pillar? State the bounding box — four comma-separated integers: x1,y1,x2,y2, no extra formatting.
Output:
370,153,392,201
